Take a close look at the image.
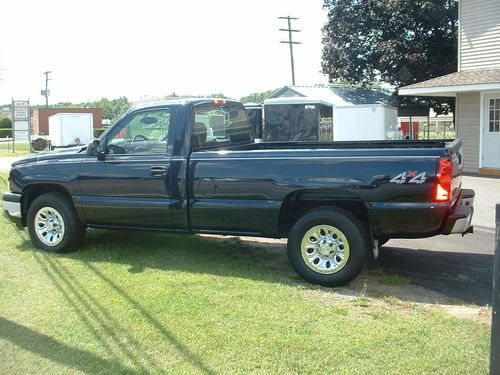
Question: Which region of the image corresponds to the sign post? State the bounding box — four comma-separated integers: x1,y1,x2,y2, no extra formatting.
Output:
11,99,31,153
492,204,500,375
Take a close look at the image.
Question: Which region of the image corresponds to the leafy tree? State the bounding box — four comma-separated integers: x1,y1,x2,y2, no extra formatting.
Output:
240,89,280,104
206,93,228,99
32,97,132,121
321,0,458,115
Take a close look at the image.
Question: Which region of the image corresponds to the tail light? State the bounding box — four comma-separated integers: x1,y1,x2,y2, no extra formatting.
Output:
213,98,226,105
434,157,452,202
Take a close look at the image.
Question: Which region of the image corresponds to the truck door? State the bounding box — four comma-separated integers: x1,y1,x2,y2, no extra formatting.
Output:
79,107,174,228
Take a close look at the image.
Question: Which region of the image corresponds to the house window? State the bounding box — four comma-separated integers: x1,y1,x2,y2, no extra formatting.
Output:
489,99,500,132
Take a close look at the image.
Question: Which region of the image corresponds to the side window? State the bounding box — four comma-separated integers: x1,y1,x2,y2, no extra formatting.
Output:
192,103,253,149
106,109,171,155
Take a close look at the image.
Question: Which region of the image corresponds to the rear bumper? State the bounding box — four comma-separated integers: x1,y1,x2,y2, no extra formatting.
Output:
2,192,23,228
441,188,474,235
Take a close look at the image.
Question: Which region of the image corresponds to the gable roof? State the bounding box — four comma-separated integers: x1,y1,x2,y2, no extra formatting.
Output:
269,85,394,106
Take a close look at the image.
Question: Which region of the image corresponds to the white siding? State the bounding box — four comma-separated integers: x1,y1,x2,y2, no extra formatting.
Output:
456,92,481,172
460,0,500,71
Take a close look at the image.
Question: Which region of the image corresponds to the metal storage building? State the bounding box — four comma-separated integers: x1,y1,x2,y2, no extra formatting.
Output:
263,85,398,142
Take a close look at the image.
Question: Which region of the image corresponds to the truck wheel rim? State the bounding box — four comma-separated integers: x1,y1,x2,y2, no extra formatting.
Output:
301,225,350,274
34,207,65,247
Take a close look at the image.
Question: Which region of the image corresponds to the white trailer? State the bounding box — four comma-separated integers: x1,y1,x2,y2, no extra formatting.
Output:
48,113,94,147
333,104,398,141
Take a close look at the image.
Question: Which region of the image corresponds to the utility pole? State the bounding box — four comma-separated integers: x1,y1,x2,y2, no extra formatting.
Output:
278,16,301,85
42,71,52,108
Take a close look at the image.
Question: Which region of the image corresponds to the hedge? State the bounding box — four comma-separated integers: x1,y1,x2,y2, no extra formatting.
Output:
94,128,106,138
0,118,12,129
0,129,12,138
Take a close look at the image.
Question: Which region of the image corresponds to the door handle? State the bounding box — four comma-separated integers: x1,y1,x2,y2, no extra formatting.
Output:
150,165,168,177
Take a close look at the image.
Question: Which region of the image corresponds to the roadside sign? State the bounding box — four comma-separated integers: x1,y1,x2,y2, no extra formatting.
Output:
11,99,32,151
13,100,29,121
14,121,29,131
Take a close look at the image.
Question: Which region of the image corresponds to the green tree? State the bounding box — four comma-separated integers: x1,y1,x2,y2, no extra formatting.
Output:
240,89,279,104
206,93,228,99
92,97,131,121
321,0,458,115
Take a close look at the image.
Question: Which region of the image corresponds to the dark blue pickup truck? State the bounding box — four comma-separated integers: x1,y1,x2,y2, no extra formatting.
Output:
3,98,474,286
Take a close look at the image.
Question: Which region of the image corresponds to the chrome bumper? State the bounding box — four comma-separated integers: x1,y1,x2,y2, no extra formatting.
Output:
2,192,23,227
442,189,474,235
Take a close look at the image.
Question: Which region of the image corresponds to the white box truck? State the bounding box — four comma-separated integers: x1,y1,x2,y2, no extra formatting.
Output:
48,113,94,147
333,104,398,141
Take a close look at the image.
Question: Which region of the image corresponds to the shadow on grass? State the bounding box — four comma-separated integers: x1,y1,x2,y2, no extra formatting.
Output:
15,227,494,307
13,229,218,374
79,229,298,285
8,226,492,372
0,317,141,375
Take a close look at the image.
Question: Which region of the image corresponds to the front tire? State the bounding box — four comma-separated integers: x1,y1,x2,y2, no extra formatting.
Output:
287,208,369,287
27,192,85,253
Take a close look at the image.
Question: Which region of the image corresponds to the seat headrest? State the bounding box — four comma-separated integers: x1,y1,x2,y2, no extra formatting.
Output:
192,122,208,148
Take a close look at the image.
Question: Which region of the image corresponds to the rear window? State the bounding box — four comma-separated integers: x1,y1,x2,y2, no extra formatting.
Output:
192,102,253,149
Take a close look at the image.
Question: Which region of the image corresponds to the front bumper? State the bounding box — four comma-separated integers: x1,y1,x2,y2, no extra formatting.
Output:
441,188,474,235
2,192,23,228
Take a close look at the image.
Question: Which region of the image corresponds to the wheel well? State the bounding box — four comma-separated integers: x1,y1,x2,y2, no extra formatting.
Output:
21,184,73,226
278,191,371,237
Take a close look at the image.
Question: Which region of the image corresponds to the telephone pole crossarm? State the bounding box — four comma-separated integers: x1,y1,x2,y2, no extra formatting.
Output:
278,16,301,85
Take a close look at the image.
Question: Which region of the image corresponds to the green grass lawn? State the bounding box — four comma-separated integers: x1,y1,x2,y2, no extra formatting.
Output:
0,173,491,374
0,142,32,157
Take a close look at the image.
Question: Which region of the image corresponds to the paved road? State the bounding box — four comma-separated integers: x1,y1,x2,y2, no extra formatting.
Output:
373,228,495,305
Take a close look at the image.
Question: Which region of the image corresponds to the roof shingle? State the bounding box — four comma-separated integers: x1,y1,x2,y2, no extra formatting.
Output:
400,68,500,90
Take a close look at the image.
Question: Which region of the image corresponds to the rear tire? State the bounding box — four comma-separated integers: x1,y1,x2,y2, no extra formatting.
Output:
287,208,369,287
27,192,85,253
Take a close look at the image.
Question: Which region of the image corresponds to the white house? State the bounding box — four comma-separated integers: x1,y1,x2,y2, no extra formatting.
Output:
399,0,500,175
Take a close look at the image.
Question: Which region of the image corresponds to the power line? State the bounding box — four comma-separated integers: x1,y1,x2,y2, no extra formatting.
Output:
278,16,301,85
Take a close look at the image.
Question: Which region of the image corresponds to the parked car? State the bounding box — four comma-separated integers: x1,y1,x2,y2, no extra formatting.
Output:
2,99,474,286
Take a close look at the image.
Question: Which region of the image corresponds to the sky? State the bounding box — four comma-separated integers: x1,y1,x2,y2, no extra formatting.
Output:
0,0,329,105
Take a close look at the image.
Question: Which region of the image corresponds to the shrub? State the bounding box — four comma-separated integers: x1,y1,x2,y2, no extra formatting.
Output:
94,127,106,138
31,137,48,151
0,129,12,138
0,118,12,129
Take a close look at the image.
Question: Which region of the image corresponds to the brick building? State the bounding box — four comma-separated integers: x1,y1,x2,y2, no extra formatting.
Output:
32,108,102,135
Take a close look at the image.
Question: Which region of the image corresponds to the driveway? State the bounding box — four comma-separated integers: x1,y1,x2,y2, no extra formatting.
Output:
0,157,22,172
374,228,495,305
463,174,500,229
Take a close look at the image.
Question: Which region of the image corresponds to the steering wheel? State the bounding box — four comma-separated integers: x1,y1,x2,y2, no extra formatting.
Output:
132,134,148,142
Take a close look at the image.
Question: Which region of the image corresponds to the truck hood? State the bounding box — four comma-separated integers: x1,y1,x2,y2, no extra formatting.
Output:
11,145,88,167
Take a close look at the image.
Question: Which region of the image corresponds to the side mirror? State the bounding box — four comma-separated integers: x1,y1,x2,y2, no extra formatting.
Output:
92,139,105,160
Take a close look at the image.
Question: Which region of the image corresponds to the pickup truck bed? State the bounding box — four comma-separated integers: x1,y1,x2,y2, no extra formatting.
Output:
3,99,474,286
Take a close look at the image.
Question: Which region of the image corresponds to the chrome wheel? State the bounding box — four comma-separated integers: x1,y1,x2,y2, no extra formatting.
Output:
301,225,350,274
34,207,65,247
